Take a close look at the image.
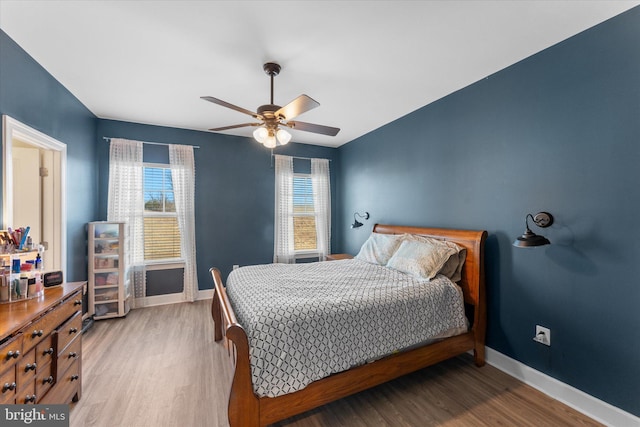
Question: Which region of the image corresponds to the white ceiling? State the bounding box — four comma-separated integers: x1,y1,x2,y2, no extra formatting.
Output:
1,1,638,148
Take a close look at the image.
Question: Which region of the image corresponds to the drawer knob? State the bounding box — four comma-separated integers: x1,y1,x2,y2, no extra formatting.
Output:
69,352,78,359
74,300,82,306
32,329,44,338
25,394,36,403
43,348,54,356
69,327,78,334
25,362,37,372
2,382,16,392
6,350,20,359
70,375,79,381
42,376,54,385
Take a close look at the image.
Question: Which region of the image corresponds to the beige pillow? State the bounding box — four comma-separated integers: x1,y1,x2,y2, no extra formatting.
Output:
408,235,466,282
386,238,458,280
437,249,467,282
355,232,407,265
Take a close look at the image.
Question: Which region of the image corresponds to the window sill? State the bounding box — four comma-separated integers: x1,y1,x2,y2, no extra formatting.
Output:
144,260,185,270
294,252,321,261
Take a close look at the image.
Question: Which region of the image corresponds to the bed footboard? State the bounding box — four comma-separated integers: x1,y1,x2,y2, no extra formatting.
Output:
210,267,261,427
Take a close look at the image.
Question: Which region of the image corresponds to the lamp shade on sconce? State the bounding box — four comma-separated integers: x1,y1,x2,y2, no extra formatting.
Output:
351,212,370,229
513,212,553,248
513,229,551,247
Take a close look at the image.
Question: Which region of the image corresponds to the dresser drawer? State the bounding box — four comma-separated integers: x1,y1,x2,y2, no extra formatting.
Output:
0,367,17,404
0,334,23,372
16,348,37,385
36,360,55,401
22,312,56,353
57,312,82,353
36,335,55,367
57,337,81,378
16,378,36,404
40,359,80,405
23,293,82,353
57,291,84,324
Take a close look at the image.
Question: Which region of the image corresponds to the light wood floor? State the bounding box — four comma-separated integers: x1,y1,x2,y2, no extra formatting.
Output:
71,300,602,427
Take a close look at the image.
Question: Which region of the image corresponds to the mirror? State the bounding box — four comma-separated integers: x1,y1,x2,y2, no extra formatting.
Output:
2,115,66,274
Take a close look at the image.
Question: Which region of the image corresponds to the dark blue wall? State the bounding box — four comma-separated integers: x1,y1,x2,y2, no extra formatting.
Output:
337,7,640,416
0,30,97,281
96,119,339,288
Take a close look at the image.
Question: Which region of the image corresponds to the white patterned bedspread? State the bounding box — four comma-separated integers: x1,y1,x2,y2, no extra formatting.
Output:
225,259,469,397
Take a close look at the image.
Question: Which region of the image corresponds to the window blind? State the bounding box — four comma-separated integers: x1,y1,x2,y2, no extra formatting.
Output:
293,175,317,251
143,166,181,260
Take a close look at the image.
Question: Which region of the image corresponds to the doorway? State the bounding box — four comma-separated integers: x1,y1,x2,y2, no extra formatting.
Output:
2,115,66,274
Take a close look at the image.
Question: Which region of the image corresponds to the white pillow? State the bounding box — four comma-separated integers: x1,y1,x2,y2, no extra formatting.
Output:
355,232,407,265
386,238,458,280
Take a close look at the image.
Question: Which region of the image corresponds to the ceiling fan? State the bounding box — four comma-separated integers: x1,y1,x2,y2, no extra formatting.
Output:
201,62,340,148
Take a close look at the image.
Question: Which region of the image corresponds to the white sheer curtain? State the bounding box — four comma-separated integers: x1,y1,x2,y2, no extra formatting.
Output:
311,158,331,260
274,155,295,263
107,138,145,308
169,144,198,302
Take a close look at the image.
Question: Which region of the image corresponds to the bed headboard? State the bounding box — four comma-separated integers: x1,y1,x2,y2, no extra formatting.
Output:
372,224,487,309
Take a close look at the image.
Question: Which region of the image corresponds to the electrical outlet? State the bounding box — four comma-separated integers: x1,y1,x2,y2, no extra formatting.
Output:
233,264,239,270
533,325,551,346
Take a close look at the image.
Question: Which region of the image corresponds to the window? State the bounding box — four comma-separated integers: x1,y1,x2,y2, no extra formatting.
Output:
293,174,317,252
143,165,181,261
274,155,330,263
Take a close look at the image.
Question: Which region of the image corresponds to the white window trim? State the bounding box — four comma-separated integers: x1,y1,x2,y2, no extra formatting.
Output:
293,251,321,260
143,162,182,266
145,260,185,270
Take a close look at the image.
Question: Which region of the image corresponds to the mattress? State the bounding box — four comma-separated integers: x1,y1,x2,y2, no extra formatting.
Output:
225,258,469,397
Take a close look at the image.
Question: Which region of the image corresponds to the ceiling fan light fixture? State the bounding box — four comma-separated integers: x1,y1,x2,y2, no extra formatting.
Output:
264,133,277,148
253,127,269,143
276,128,291,145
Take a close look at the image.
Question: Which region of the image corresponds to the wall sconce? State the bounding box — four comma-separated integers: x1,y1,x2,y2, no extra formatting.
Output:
513,212,554,248
351,212,370,229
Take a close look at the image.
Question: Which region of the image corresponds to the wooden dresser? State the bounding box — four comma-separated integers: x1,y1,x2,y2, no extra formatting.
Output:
0,282,84,405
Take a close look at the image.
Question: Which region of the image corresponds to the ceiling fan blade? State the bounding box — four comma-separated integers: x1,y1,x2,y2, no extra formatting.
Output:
275,95,320,120
287,121,340,136
201,96,258,118
208,123,259,131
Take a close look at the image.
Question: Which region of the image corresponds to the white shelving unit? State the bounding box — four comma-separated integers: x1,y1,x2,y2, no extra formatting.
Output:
0,250,40,303
88,222,131,319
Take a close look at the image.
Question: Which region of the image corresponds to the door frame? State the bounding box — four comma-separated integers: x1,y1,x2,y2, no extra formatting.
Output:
2,115,67,275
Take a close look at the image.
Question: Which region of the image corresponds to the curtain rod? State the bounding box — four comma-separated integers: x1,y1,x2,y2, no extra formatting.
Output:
272,153,332,162
103,136,200,149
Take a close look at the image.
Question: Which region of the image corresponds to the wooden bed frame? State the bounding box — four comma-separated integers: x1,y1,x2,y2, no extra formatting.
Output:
210,224,487,427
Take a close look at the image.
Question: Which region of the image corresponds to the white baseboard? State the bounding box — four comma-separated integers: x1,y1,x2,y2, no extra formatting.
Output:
485,347,639,427
197,289,214,300
133,289,214,308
